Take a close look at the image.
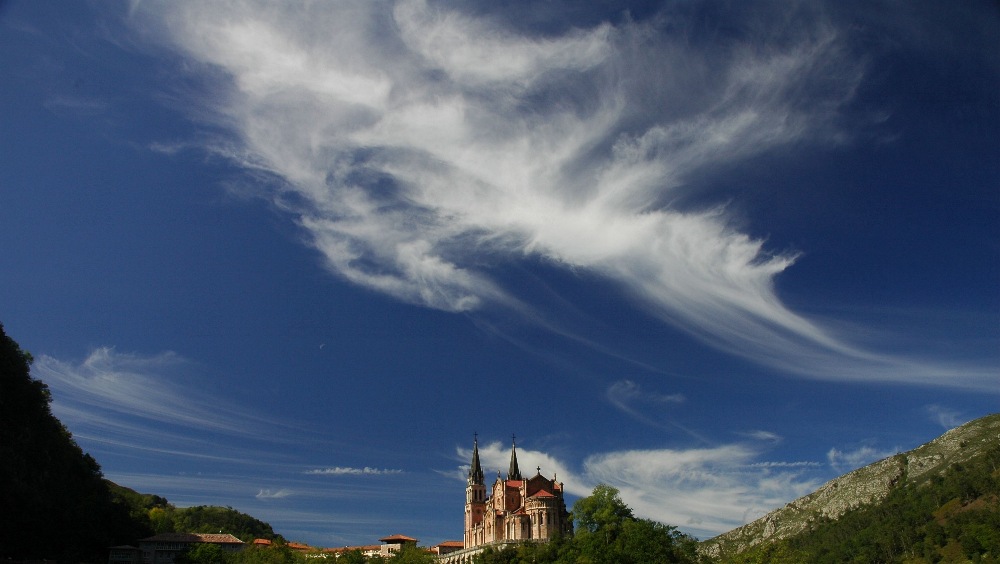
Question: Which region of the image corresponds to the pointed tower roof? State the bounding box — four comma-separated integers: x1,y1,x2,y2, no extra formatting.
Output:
507,435,522,480
468,434,484,486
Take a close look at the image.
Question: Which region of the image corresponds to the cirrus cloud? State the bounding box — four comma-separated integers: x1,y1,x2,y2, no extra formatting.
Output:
305,467,404,476
125,0,997,389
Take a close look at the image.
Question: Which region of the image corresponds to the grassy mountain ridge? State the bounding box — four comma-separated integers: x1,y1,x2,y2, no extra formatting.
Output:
701,413,1000,560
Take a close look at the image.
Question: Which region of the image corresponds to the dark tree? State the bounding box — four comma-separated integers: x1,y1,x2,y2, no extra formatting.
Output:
0,323,138,561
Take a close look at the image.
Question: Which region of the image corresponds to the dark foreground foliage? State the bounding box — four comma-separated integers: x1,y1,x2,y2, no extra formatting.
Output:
0,323,148,561
177,543,304,564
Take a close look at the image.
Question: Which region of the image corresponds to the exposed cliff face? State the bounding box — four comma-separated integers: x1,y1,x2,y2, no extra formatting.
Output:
700,413,1000,559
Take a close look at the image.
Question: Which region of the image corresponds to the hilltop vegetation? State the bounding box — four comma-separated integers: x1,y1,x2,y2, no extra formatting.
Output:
110,481,284,542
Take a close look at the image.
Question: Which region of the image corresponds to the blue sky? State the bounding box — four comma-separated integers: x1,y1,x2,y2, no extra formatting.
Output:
2,0,998,548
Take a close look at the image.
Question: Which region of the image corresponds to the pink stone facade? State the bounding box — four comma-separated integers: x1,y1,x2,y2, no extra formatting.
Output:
463,438,571,549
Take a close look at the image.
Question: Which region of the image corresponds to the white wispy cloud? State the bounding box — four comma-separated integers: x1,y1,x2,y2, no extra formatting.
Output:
606,380,696,436
827,444,899,473
608,380,685,407
585,446,825,537
457,439,824,538
305,467,404,476
925,404,966,430
738,430,783,443
126,1,997,388
256,488,293,500
747,461,821,468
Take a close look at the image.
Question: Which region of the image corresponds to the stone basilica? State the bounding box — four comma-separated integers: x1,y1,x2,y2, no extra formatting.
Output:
463,436,572,549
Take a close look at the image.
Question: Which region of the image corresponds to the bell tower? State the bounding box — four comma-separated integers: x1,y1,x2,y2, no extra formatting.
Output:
464,434,486,547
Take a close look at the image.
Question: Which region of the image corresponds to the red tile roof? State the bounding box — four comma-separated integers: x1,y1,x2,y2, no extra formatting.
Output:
252,539,272,546
435,541,464,548
379,534,418,543
196,534,245,544
286,542,312,551
530,490,556,498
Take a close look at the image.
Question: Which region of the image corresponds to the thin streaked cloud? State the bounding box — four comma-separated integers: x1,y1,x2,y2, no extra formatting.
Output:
738,430,783,443
305,467,404,476
34,348,341,469
256,489,293,500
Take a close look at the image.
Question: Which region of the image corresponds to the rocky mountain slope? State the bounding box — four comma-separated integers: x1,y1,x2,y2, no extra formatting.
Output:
700,413,1000,558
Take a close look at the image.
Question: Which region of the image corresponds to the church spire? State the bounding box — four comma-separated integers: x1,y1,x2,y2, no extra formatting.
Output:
468,433,484,485
507,434,522,480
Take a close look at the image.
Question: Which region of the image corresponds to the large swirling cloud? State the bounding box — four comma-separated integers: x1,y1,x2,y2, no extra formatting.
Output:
128,0,995,388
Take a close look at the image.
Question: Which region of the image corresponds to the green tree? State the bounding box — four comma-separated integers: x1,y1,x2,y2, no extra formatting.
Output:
725,540,810,564
574,484,635,536
387,544,436,563
176,543,230,564
618,518,699,564
170,505,281,541
572,485,699,564
336,550,367,564
149,506,175,533
230,545,304,564
472,545,520,564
